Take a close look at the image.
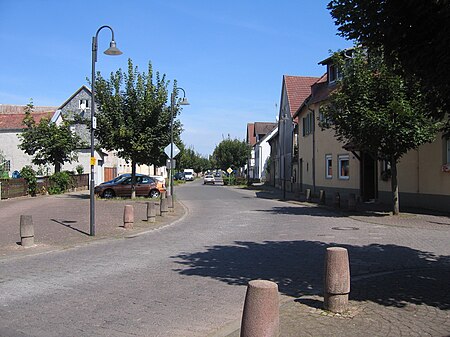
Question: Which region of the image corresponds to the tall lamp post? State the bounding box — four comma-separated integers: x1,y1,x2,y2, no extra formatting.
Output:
169,88,189,197
90,25,122,236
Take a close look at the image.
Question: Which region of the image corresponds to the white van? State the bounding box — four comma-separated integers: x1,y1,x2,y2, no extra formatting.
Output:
183,169,194,181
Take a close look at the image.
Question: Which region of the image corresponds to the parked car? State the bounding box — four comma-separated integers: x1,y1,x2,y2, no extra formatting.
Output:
101,173,145,185
203,174,215,185
173,172,185,180
94,175,161,198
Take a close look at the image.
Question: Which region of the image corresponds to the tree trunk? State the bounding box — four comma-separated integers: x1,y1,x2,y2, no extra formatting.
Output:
55,162,61,173
390,158,400,215
131,160,137,199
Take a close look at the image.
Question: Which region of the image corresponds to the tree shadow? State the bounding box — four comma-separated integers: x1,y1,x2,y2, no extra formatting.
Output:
171,240,450,310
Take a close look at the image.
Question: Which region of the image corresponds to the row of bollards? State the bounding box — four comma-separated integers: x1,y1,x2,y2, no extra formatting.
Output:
123,193,174,229
239,246,350,337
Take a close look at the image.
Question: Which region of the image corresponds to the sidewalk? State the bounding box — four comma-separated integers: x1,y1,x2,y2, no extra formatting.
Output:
221,184,450,336
0,190,185,259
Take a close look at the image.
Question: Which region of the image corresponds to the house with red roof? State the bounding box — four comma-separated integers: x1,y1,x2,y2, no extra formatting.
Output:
0,106,57,175
292,54,450,212
270,75,319,191
246,122,277,182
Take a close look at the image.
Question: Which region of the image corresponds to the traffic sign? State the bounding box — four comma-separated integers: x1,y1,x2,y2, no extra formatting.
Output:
164,143,180,158
227,167,233,174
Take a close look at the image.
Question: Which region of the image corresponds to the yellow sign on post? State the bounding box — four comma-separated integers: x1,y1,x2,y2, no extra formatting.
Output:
227,167,233,174
90,157,97,166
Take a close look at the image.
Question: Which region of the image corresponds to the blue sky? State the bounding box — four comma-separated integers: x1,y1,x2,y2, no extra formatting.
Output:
0,0,351,156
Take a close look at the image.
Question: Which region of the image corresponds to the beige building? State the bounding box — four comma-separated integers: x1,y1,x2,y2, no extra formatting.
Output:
292,58,450,212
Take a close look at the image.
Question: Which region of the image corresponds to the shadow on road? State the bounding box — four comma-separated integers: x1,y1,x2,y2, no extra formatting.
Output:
51,219,90,236
171,240,450,310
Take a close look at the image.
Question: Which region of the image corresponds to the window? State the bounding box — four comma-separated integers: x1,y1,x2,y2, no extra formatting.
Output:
325,155,332,179
1,160,11,172
338,155,350,180
79,99,90,110
328,64,341,83
302,112,314,136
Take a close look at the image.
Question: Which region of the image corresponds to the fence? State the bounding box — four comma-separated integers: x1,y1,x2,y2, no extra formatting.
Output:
0,173,89,200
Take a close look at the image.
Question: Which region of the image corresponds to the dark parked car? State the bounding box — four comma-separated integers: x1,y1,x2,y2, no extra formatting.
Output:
94,175,160,198
173,172,185,180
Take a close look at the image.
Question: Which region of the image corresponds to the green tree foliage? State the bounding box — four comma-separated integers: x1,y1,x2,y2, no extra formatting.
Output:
213,138,250,172
322,47,441,214
20,165,37,196
94,59,184,197
177,143,211,173
19,100,81,173
328,0,450,134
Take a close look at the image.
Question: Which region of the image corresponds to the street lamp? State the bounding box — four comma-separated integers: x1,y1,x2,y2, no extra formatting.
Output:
169,88,189,198
90,25,122,236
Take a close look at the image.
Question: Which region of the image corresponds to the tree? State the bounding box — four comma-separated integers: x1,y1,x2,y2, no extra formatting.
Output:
322,47,441,214
327,0,450,134
19,100,81,173
177,143,212,173
213,138,250,172
94,59,184,198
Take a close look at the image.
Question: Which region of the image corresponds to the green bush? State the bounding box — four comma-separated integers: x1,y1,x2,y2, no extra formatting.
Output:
20,166,37,196
75,165,84,175
48,171,75,194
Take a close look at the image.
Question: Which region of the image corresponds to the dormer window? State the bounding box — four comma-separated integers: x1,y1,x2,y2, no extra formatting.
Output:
328,63,341,84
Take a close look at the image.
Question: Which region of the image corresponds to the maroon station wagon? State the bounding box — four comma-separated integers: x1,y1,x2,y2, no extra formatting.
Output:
94,175,161,199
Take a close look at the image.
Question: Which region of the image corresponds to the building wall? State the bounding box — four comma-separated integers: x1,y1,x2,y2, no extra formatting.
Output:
0,130,35,173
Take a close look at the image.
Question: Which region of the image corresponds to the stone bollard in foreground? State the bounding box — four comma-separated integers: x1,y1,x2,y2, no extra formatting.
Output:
348,193,356,211
160,198,168,215
154,201,161,216
123,205,134,229
20,215,35,248
305,188,311,202
146,202,156,223
240,280,279,337
323,247,350,313
160,191,167,199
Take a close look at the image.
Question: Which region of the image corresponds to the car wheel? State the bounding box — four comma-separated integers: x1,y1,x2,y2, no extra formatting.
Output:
149,189,160,198
102,189,115,199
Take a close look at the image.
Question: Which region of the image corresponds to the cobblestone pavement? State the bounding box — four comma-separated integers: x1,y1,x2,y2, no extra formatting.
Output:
0,190,185,259
221,185,450,337
1,186,449,336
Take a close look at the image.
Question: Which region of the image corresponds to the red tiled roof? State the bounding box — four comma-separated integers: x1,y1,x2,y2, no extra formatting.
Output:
0,112,54,130
284,75,320,116
247,123,256,146
254,122,277,136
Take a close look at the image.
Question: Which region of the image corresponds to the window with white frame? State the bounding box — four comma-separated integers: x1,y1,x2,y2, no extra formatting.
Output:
79,99,90,110
325,155,332,179
328,63,341,84
338,155,350,180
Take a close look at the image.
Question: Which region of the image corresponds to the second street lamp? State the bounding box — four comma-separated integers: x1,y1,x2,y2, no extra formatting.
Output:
169,88,189,198
90,25,122,236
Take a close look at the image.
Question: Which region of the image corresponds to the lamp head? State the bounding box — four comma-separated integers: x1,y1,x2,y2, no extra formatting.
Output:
104,41,123,55
179,97,190,106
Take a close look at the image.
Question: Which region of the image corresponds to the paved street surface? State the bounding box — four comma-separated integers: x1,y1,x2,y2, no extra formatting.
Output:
0,181,449,336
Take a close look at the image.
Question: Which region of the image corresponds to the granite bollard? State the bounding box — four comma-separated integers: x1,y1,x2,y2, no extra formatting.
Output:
20,215,34,248
123,205,134,229
240,280,279,337
146,202,156,223
323,247,350,313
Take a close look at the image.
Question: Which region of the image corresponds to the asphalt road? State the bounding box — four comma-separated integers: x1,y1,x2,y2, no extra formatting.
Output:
1,180,449,336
